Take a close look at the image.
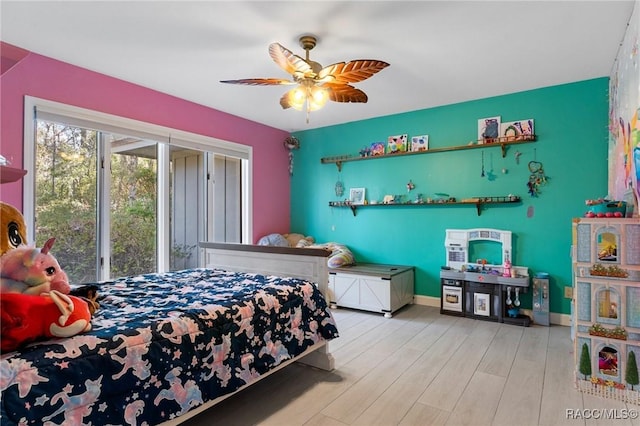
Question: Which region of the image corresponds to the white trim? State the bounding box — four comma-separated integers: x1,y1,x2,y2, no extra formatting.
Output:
28,96,251,160
23,101,36,242
413,295,440,308
98,133,111,280
157,143,171,272
241,157,252,244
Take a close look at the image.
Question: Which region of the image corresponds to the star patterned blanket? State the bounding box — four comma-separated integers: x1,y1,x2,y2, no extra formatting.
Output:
0,268,338,425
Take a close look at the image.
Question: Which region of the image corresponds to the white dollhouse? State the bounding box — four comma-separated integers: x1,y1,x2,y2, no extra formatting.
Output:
573,217,640,404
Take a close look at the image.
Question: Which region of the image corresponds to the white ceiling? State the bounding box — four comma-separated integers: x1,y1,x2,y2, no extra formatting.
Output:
1,1,635,132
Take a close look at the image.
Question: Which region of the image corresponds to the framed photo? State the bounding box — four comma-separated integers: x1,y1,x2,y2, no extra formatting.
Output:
478,116,501,143
411,135,429,151
474,293,490,316
387,134,408,153
370,142,386,156
349,188,366,205
500,119,534,141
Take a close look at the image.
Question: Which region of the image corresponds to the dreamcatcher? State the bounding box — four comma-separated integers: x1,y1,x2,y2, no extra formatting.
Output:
284,136,300,176
527,158,549,197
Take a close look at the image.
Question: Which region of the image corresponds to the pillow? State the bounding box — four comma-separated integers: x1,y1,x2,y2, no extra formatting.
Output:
256,233,289,247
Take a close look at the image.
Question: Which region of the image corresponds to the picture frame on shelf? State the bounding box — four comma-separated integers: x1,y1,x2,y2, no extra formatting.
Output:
474,293,490,316
370,142,385,156
478,116,501,144
500,119,534,141
349,188,366,205
411,135,429,152
387,134,408,153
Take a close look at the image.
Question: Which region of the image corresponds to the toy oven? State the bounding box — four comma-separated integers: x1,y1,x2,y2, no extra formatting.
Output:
441,278,464,315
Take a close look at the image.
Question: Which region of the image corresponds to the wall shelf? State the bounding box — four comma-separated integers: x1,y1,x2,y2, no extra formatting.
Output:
329,196,522,216
0,165,27,184
320,136,536,171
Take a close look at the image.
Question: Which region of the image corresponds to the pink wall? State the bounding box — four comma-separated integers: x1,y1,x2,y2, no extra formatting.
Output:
0,43,291,242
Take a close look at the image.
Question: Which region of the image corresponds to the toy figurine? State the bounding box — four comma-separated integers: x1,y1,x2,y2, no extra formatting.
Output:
503,259,512,278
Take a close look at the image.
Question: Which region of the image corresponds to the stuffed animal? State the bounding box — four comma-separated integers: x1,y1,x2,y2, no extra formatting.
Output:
283,233,315,248
0,238,71,295
69,284,100,316
0,290,92,352
0,202,28,256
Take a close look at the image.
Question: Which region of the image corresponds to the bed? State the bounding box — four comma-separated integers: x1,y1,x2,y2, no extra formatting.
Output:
0,243,337,425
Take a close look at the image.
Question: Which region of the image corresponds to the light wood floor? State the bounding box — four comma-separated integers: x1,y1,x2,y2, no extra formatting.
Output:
183,304,639,426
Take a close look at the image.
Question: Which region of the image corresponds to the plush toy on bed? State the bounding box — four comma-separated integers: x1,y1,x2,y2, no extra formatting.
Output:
0,201,28,256
257,232,355,268
0,237,71,295
0,203,92,351
0,290,92,352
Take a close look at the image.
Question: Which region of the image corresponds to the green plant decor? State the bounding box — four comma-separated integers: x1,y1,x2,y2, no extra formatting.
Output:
579,343,592,380
627,351,639,391
589,323,628,340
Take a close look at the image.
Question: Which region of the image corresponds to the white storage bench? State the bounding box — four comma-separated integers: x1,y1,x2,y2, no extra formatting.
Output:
328,263,414,318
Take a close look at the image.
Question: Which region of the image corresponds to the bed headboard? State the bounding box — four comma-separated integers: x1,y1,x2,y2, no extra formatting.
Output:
199,242,331,296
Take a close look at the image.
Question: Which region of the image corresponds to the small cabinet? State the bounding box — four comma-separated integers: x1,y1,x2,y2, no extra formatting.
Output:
328,263,414,318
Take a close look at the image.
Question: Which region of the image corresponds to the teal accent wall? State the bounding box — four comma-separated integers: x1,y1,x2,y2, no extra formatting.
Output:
290,78,609,316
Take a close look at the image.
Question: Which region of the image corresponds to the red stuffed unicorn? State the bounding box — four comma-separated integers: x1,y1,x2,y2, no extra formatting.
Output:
1,290,92,352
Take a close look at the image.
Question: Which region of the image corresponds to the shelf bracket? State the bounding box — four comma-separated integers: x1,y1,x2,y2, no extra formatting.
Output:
335,161,343,172
500,144,507,158
349,204,357,216
475,202,482,216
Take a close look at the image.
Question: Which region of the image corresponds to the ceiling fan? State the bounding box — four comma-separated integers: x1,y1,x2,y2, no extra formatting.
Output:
220,35,390,122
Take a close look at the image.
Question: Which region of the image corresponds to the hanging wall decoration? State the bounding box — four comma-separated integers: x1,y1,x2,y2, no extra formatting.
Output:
527,159,549,197
284,136,300,176
335,168,344,198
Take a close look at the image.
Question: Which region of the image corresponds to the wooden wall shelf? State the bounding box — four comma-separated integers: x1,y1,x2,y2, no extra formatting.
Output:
0,165,27,184
329,196,522,216
320,136,536,171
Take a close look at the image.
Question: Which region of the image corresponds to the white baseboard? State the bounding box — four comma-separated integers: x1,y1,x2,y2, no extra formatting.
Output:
413,296,572,326
413,295,440,307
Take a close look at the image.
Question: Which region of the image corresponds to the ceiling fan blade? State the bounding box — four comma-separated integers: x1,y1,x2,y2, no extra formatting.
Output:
269,43,312,76
324,84,369,103
220,78,296,86
318,60,390,84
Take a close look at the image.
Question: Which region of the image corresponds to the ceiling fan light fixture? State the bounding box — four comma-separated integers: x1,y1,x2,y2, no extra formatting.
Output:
222,33,389,123
287,87,307,111
309,86,329,111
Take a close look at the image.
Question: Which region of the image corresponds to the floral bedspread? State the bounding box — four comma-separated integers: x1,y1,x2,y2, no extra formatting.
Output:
0,268,338,425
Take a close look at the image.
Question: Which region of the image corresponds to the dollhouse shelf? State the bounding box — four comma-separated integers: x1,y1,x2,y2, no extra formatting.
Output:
329,196,522,216
320,136,536,171
0,165,27,184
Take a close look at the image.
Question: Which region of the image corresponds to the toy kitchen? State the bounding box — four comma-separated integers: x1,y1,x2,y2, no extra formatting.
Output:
440,228,532,326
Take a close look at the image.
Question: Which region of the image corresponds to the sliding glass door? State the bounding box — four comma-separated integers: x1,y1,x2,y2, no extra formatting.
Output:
108,135,158,278
28,98,251,283
34,119,245,284
34,121,99,283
